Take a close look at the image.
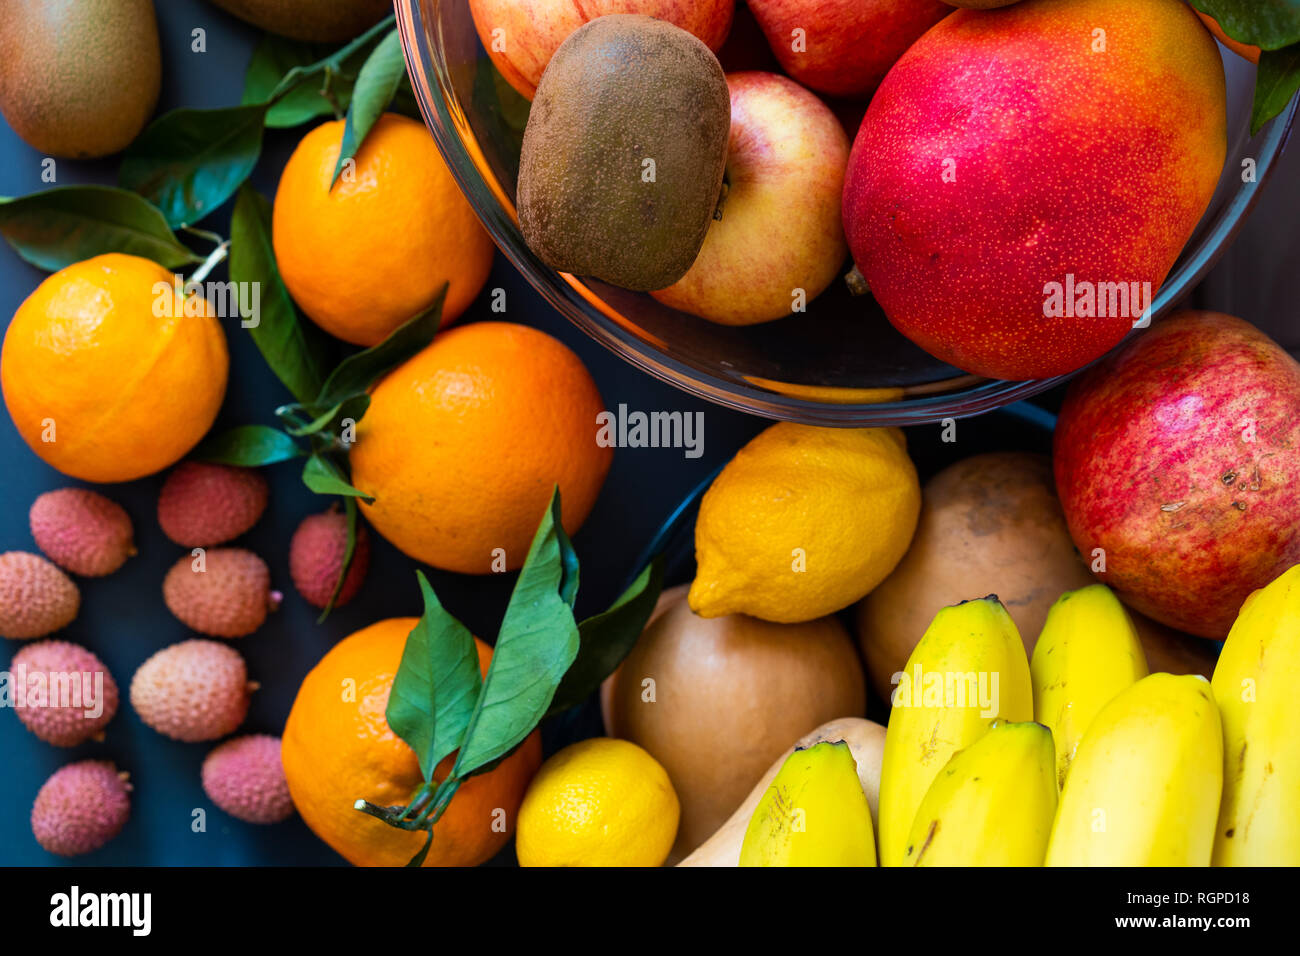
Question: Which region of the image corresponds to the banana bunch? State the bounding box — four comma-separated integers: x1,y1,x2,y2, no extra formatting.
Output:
738,570,1300,867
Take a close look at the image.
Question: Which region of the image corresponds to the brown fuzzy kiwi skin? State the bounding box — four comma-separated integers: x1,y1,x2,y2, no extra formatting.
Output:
517,15,731,292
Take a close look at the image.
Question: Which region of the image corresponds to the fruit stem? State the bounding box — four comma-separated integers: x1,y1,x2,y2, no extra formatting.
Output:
844,264,870,297
713,179,730,222
189,240,231,285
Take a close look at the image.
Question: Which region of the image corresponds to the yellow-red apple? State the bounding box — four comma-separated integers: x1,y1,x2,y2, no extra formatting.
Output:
468,0,735,100
650,71,849,326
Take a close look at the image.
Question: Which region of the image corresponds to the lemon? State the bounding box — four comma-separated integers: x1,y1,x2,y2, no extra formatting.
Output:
688,423,920,624
515,738,680,867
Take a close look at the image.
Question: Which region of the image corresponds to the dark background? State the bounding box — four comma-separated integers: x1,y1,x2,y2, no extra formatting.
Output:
0,1,1295,866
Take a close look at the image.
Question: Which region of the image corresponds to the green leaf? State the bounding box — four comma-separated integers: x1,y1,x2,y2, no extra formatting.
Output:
120,104,270,228
315,286,446,408
229,185,329,404
0,186,201,272
1191,1,1300,50
244,36,341,127
318,497,361,622
302,453,374,501
452,489,580,778
243,32,392,128
192,425,303,466
1253,44,1300,133
546,556,665,718
387,572,483,781
331,29,408,186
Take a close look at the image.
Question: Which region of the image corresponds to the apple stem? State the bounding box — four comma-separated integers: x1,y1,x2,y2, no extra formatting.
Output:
713,180,730,222
845,264,870,297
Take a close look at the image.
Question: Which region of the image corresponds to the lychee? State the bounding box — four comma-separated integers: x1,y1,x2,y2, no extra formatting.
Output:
0,551,79,640
157,461,269,547
162,548,280,638
130,639,253,742
289,508,371,609
201,734,294,824
10,640,119,746
29,488,136,577
31,760,131,857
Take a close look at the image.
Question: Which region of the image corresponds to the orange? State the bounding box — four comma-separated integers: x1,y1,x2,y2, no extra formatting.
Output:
1196,11,1260,64
350,321,613,574
272,113,495,346
1,253,228,483
282,617,543,867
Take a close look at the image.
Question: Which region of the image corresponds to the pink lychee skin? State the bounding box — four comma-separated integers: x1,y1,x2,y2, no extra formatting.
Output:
129,639,252,742
840,0,1226,380
162,548,279,638
1054,312,1300,639
11,640,119,746
202,734,294,825
157,462,269,548
29,488,135,577
31,760,131,857
288,511,371,609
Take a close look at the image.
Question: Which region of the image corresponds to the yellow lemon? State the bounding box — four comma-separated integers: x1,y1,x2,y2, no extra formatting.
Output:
689,423,920,623
516,738,680,867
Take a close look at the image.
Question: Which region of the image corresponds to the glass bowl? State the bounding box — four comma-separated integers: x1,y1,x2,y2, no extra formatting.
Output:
396,0,1297,425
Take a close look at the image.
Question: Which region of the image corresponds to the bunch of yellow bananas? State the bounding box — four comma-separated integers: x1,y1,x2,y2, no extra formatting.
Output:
739,565,1300,867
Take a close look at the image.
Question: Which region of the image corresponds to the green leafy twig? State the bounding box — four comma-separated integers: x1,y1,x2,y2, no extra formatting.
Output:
119,15,398,228
331,29,409,186
353,488,664,866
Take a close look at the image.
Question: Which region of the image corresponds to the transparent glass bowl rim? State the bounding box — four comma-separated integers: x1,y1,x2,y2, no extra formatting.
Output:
396,1,1299,426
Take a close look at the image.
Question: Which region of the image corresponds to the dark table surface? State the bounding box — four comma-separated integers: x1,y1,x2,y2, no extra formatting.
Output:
0,0,1295,866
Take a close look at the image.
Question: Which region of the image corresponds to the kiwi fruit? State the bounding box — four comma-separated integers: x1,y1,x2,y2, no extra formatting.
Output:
517,15,731,292
205,0,392,43
0,0,161,159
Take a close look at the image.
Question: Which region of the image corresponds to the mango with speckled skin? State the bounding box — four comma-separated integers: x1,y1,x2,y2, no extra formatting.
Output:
842,0,1226,381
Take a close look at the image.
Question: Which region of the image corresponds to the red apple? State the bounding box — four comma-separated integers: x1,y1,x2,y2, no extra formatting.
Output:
650,71,849,325
746,0,950,98
468,0,735,100
1054,312,1300,639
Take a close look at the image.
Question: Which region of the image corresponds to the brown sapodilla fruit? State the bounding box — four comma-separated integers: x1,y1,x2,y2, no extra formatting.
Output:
10,640,119,746
0,551,80,640
603,588,866,859
157,461,268,548
162,548,280,638
288,508,370,609
130,639,253,742
30,488,135,577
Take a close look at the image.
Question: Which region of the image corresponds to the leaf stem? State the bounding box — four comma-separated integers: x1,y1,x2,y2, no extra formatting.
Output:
189,240,231,285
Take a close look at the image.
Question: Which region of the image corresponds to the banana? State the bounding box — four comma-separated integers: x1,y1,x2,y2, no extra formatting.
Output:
1045,673,1222,866
739,740,876,866
903,720,1057,866
1212,563,1300,866
1031,584,1148,788
877,596,1033,867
